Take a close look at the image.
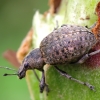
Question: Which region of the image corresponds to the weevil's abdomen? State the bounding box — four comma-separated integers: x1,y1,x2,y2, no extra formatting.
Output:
40,25,97,64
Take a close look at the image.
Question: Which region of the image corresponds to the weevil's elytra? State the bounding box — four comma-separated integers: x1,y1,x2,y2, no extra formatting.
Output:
40,25,97,64
2,2,100,94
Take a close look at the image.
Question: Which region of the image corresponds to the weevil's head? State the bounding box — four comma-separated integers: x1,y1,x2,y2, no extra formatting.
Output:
1,48,44,78
18,62,29,79
18,48,45,79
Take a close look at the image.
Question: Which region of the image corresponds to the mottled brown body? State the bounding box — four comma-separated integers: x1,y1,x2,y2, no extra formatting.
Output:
40,25,97,65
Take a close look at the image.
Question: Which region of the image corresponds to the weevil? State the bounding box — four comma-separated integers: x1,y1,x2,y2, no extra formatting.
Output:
1,2,100,94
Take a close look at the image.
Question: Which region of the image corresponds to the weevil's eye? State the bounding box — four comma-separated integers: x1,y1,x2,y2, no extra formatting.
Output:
24,63,29,68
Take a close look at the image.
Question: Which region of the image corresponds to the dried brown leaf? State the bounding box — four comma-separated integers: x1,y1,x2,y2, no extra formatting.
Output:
3,50,20,68
17,28,33,63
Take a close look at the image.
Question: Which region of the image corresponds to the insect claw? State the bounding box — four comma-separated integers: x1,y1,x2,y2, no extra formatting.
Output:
84,83,96,92
90,85,95,91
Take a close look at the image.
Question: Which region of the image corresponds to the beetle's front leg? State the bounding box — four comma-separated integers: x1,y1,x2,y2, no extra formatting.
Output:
33,70,40,82
40,70,49,94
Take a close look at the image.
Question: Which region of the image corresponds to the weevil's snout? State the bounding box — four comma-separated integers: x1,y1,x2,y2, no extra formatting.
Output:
18,69,26,79
18,63,29,79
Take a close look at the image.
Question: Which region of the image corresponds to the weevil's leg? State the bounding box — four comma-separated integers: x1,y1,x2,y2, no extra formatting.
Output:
77,49,100,64
33,70,49,94
40,70,49,94
33,70,40,82
86,22,97,29
54,20,59,30
54,66,95,91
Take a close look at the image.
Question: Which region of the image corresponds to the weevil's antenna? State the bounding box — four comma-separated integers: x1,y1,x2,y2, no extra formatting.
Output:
0,66,18,76
3,73,18,76
0,66,17,71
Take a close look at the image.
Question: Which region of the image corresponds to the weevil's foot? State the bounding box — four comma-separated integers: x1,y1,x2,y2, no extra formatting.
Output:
40,84,45,93
84,82,96,91
40,83,50,95
90,86,95,91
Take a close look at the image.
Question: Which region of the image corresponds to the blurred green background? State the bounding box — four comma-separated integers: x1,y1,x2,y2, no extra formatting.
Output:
0,0,48,100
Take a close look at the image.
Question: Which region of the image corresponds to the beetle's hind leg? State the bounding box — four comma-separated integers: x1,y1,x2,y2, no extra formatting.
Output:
77,49,100,64
33,70,49,94
54,66,95,91
85,22,96,29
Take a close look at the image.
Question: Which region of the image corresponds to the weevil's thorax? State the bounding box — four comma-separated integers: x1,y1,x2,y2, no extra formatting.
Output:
18,48,45,79
23,48,45,70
